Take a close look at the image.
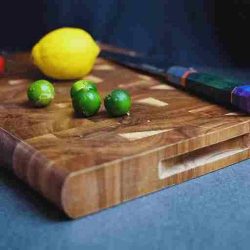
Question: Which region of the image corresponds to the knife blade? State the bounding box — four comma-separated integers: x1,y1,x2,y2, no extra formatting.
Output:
100,50,250,114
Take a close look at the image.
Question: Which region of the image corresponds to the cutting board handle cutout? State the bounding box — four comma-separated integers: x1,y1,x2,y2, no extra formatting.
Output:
158,134,250,180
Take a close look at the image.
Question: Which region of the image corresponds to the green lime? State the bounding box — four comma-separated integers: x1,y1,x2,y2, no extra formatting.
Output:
70,80,97,98
72,89,101,117
27,79,55,107
104,89,131,117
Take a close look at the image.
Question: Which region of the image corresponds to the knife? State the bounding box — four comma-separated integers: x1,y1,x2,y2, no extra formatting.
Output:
100,50,250,113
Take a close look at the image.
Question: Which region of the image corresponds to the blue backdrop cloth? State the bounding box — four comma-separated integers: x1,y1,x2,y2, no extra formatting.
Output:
1,0,250,67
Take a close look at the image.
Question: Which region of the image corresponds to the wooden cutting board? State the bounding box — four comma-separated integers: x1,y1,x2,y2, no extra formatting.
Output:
1,52,250,218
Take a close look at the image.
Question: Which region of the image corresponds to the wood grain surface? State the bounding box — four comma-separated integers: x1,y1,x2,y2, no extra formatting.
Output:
1,52,250,218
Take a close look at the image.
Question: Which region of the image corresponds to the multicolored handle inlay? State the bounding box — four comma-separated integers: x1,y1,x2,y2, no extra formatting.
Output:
167,66,250,113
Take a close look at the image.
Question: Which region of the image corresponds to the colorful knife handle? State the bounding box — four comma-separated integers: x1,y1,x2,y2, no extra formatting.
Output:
167,66,250,113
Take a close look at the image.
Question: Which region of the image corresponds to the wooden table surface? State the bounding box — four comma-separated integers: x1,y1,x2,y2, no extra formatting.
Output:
1,52,250,218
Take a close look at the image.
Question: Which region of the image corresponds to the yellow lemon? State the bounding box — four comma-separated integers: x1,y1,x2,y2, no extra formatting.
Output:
32,27,100,80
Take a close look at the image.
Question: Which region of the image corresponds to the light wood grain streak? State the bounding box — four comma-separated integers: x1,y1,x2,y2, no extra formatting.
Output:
118,80,153,88
94,65,114,71
136,97,168,107
150,85,175,90
119,129,171,141
83,75,103,83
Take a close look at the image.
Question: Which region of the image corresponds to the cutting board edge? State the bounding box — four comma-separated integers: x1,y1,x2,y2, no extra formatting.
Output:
1,122,250,218
61,132,250,218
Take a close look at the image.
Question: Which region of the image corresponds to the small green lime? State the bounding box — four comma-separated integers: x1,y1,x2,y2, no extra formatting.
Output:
27,79,55,107
104,89,131,117
72,89,101,117
70,80,97,98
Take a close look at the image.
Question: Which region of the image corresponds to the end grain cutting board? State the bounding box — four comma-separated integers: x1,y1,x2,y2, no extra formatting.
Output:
1,52,250,218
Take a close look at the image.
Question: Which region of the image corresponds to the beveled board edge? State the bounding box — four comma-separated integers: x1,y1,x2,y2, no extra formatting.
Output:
1,122,250,218
62,123,250,218
0,128,68,209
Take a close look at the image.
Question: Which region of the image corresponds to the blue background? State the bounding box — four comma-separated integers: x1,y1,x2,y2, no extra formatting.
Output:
1,160,250,250
1,0,250,67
